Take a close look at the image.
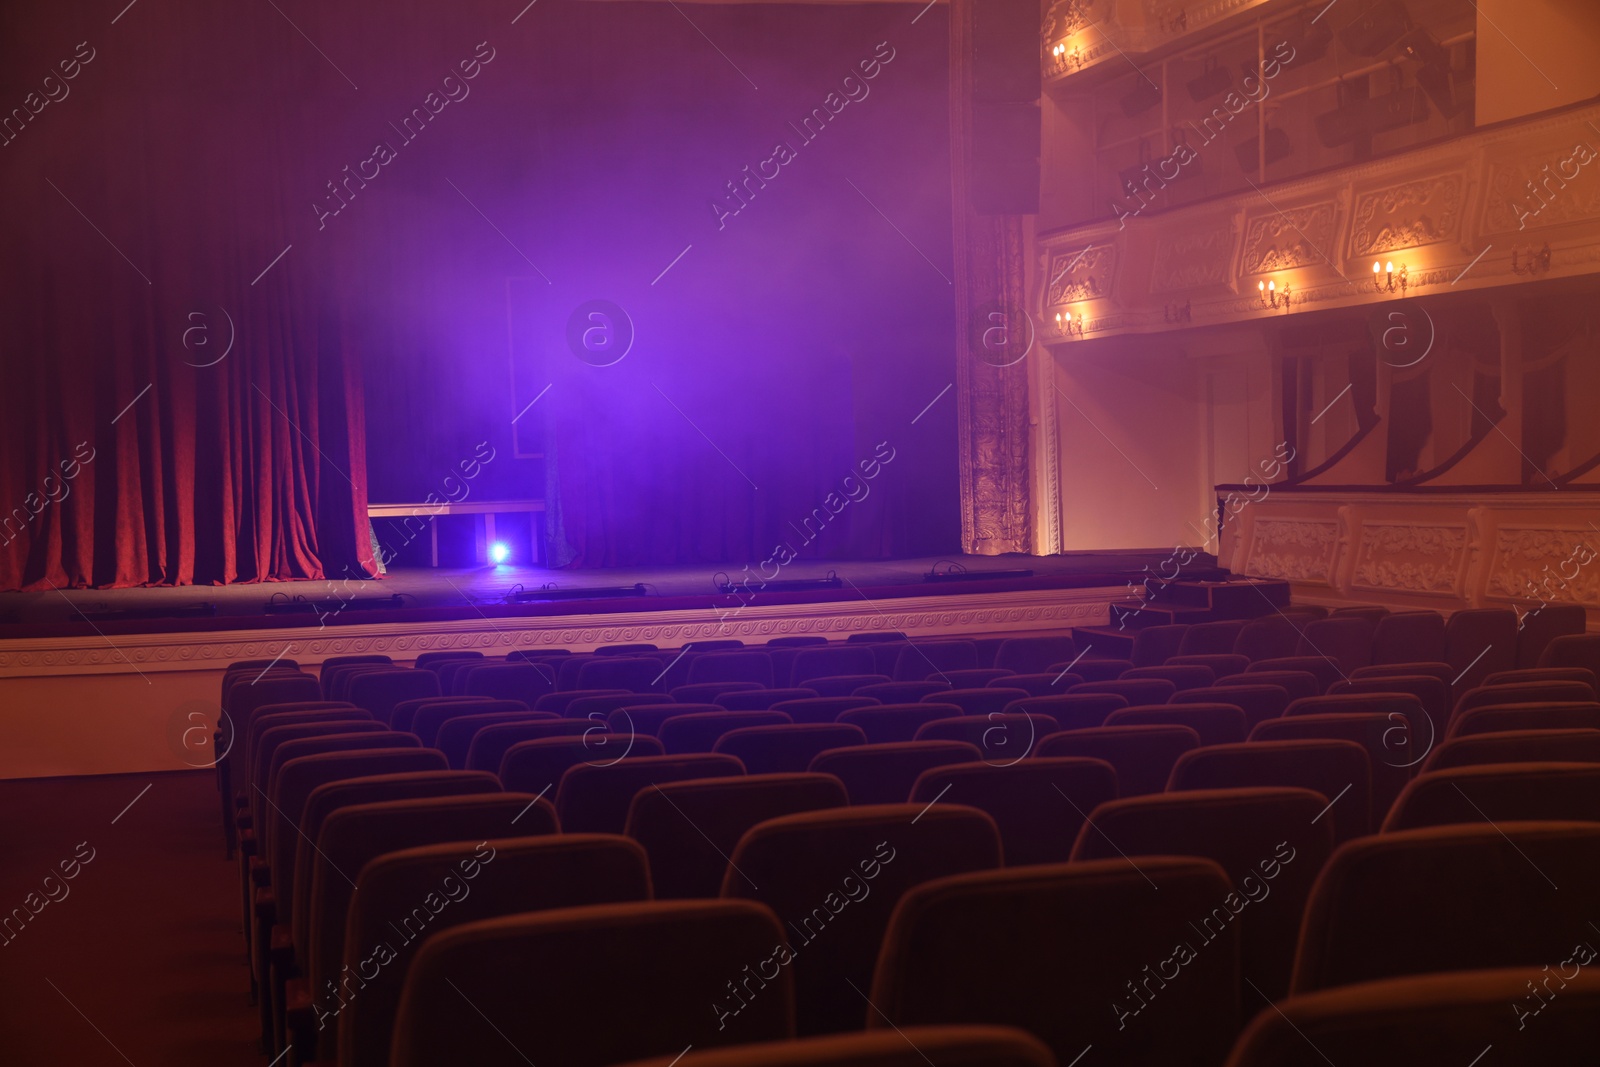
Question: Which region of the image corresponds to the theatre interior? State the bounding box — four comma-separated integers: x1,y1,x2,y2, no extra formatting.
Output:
5,0,1600,1063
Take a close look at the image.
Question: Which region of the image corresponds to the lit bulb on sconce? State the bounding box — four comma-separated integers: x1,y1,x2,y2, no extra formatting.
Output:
1372,259,1408,294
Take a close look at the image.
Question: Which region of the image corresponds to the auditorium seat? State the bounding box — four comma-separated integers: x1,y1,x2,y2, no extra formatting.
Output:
1001,693,1127,731
892,641,978,681
1326,675,1450,740
869,858,1239,1065
391,695,483,731
1449,680,1597,729
563,691,675,721
412,698,531,746
660,711,792,754
938,668,1017,688
237,705,367,818
220,673,325,851
250,723,393,843
910,758,1117,866
1217,670,1319,704
993,635,1077,674
805,674,891,697
1169,739,1372,843
578,656,662,692
1382,762,1600,830
913,713,1056,762
333,663,405,701
671,681,764,703
1225,968,1600,1066
1369,610,1446,665
336,835,651,1067
686,639,744,652
1050,658,1133,682
534,688,627,714
1072,786,1333,999
689,650,776,687
1036,724,1200,796
457,662,556,703
505,648,573,662
1514,603,1586,668
1447,701,1600,738
347,668,442,722
1250,714,1410,819
609,702,727,737
1482,666,1599,693
990,672,1081,696
1290,822,1600,994
1349,661,1454,685
414,649,484,672
1171,685,1289,728
499,734,665,793
856,680,952,703
1066,678,1177,706
808,741,981,804
437,658,487,696
433,710,557,768
284,793,562,1056
597,642,660,656
1421,727,1600,772
1537,631,1600,678
714,723,868,774
771,695,880,723
924,687,1030,717
716,687,820,710
1285,693,1431,756
791,646,878,686
1248,657,1342,694
1294,617,1373,674
838,704,965,744
766,635,829,646
1176,621,1247,656
1105,703,1247,746
626,773,848,897
556,655,599,691
557,753,746,833
724,804,1001,1035
612,1026,1056,1067
1234,617,1301,661
464,718,599,774
1121,664,1215,691
1166,653,1250,679
1443,608,1517,693
1130,624,1188,667
390,901,793,1067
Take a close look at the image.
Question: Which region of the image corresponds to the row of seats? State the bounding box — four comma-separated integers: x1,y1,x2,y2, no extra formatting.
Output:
209,623,1600,1066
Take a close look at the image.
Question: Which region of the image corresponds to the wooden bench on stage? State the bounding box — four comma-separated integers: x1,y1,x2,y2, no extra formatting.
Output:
367,499,545,566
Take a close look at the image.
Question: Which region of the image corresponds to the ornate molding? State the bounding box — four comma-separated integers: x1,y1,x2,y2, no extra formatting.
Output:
1152,224,1235,293
1045,243,1116,304
1243,519,1339,585
0,587,1117,679
1349,174,1464,257
1351,522,1470,596
1241,202,1338,275
1485,526,1600,606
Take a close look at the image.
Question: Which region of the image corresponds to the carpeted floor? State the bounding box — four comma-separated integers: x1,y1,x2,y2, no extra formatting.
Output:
0,771,262,1066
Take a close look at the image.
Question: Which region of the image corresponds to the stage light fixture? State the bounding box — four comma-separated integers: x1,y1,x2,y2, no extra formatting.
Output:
1338,0,1412,57
490,542,510,564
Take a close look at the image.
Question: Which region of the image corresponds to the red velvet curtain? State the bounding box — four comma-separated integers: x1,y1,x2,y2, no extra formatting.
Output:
0,2,374,589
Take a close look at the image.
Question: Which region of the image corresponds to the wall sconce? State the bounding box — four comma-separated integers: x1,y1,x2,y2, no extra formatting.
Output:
1164,300,1192,324
1512,243,1552,277
1372,260,1408,294
1055,310,1084,338
1257,278,1291,310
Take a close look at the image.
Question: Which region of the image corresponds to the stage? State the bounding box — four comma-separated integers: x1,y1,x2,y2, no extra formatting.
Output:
0,551,1223,779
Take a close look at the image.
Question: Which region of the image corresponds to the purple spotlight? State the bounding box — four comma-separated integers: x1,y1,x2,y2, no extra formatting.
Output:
490,542,510,565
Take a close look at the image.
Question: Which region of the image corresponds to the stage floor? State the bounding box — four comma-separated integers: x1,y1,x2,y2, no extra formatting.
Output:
0,551,1222,639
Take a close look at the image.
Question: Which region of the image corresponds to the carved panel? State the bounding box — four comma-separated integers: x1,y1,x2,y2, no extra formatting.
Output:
1152,224,1235,293
1349,175,1463,256
1481,150,1600,235
1044,243,1116,305
1484,527,1600,605
1351,522,1469,596
1241,203,1338,274
1243,519,1339,584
